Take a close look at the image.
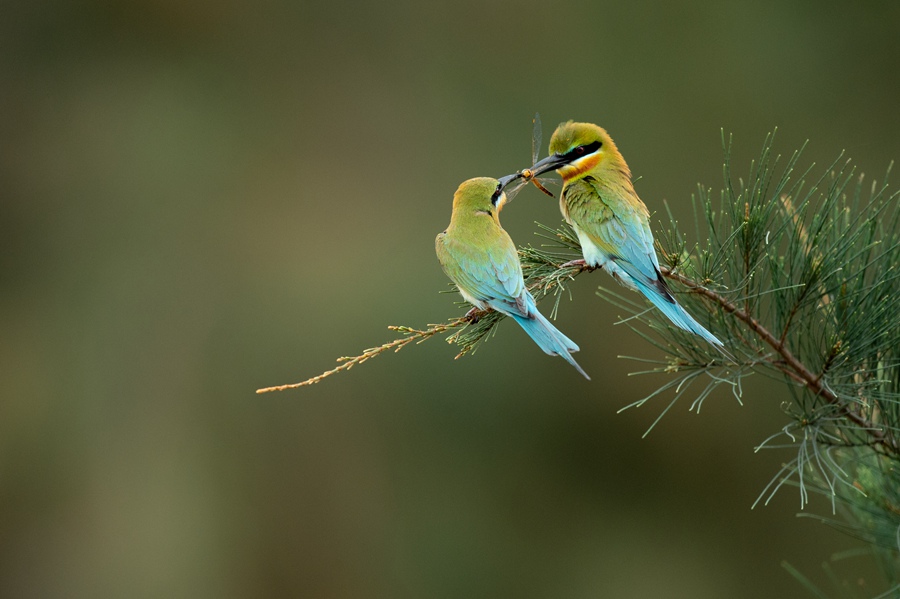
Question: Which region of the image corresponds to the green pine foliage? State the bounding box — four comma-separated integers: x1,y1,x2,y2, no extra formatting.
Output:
598,131,900,596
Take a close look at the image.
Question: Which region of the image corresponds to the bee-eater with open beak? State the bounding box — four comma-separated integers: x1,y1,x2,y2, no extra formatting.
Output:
527,122,724,349
436,176,589,379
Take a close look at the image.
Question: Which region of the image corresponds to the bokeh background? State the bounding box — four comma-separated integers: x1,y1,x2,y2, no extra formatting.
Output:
2,0,899,596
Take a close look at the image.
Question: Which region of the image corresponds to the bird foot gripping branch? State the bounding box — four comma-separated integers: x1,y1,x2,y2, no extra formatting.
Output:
463,307,484,323
559,258,590,271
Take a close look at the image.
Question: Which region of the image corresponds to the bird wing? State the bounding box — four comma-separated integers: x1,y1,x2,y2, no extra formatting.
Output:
565,177,661,281
435,228,527,316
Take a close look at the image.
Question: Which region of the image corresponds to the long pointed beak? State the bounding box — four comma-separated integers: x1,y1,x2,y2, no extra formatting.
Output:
528,153,570,177
497,172,522,190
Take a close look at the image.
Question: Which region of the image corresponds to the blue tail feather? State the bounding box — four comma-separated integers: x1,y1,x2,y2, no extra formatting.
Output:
609,259,725,351
631,277,725,349
510,311,590,380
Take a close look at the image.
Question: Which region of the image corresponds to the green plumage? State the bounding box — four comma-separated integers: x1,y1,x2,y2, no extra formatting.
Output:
436,177,589,378
435,178,524,313
532,121,724,349
562,175,660,283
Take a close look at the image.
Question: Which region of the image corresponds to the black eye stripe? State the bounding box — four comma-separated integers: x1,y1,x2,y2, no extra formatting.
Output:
565,140,602,159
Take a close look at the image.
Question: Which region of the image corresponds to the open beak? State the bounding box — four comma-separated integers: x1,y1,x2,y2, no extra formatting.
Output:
494,172,527,210
527,153,570,178
497,172,522,190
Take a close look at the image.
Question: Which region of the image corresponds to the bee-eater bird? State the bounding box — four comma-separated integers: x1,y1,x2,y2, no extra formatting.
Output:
526,122,724,349
436,176,590,379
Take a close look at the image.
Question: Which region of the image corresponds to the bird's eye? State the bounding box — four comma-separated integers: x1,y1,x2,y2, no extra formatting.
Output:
574,146,586,156
583,141,602,154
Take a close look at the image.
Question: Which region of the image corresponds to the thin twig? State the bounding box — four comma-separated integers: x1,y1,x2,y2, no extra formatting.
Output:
255,316,477,393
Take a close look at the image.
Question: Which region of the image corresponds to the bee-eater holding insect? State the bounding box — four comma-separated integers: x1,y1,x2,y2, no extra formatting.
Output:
526,121,724,349
436,176,590,379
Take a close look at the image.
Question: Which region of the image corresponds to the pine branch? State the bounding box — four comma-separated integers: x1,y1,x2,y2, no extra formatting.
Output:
600,130,900,595
660,266,898,453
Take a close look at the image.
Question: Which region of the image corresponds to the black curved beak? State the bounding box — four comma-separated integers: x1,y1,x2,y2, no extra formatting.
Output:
497,172,523,190
528,153,570,177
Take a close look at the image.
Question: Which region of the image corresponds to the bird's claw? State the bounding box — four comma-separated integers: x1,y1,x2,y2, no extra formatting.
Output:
464,307,481,323
561,259,592,271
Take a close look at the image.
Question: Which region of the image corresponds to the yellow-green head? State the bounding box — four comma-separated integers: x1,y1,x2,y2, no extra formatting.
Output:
447,175,521,226
529,121,630,184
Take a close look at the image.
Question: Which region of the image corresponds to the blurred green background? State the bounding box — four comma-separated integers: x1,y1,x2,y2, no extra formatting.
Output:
2,0,898,596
